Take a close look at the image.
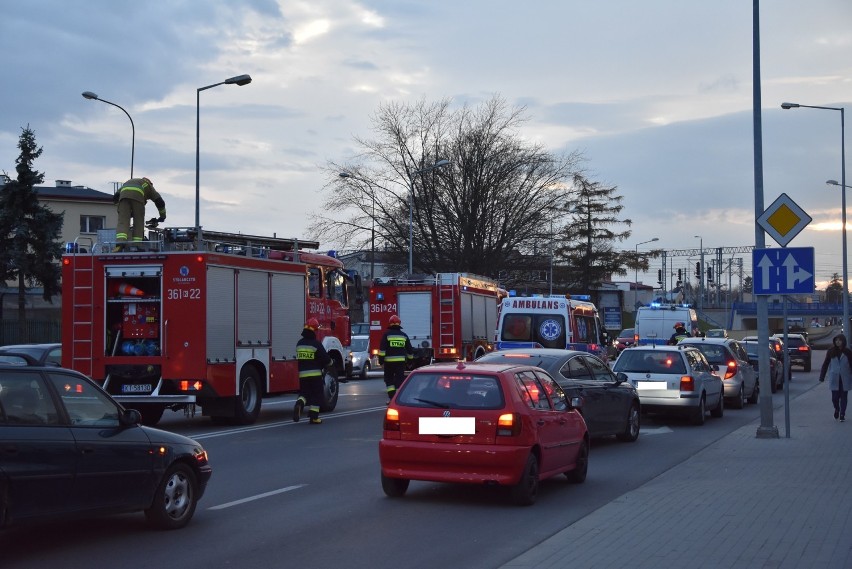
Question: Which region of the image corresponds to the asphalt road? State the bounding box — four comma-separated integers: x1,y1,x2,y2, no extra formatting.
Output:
0,355,820,569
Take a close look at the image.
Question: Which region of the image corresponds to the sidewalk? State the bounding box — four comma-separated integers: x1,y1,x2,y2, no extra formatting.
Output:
502,380,852,569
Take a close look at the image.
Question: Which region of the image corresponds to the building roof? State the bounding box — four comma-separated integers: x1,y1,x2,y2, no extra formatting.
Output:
2,178,113,202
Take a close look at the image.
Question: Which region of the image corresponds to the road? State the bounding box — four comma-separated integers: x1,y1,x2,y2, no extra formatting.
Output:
0,354,822,569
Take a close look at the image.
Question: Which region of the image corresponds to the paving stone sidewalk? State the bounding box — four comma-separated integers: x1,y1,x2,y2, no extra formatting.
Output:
502,381,852,569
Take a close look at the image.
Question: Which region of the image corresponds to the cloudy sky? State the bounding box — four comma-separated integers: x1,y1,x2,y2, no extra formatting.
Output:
2,0,850,288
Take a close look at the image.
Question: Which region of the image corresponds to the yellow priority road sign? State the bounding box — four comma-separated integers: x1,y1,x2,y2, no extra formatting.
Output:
757,193,812,247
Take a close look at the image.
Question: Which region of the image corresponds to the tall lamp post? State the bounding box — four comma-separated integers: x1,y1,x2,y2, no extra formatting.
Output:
694,235,703,312
782,102,847,338
408,159,450,274
195,74,252,248
81,91,135,179
339,171,376,281
827,179,850,338
634,237,659,310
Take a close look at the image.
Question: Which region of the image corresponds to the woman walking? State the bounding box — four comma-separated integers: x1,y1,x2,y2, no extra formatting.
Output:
819,334,852,421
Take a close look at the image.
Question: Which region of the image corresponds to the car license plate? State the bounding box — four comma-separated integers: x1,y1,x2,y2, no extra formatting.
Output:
419,417,475,435
121,384,152,393
637,381,662,390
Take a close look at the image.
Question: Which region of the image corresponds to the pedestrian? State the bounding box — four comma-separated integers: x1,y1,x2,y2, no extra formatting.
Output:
294,318,330,424
818,333,852,422
378,314,414,402
668,322,690,345
114,177,167,252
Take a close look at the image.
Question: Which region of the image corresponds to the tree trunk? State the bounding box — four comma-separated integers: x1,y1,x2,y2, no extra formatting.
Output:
18,272,27,343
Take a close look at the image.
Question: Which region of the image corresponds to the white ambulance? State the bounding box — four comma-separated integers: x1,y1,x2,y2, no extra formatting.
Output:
495,294,609,359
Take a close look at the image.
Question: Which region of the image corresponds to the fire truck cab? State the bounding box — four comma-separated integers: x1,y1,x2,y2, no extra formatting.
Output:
61,227,355,426
495,294,609,359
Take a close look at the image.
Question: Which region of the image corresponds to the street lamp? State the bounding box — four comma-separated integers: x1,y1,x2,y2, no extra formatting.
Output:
408,159,450,274
82,91,135,179
827,179,850,336
634,237,659,309
339,171,376,281
195,74,252,248
782,101,847,338
694,235,703,312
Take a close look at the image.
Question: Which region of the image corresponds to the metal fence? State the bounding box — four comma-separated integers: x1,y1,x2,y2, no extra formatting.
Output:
0,320,61,345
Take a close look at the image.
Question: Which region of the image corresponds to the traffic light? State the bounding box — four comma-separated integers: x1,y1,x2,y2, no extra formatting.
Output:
677,269,682,281
657,269,663,284
695,262,701,278
707,266,714,282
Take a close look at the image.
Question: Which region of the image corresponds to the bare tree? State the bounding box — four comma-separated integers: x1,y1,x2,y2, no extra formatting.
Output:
315,96,581,277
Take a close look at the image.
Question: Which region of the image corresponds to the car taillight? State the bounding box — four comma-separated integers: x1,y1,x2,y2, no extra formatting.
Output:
798,346,810,352
680,376,695,391
384,407,400,431
497,413,521,436
724,360,737,380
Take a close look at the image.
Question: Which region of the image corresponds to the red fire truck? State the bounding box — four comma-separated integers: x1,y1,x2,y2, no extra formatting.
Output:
369,273,501,366
61,228,355,426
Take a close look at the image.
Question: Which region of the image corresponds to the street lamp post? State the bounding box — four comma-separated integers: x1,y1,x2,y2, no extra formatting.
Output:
782,102,847,338
408,159,450,275
827,179,850,337
195,74,252,248
634,237,659,309
694,235,703,312
339,171,376,281
81,91,135,179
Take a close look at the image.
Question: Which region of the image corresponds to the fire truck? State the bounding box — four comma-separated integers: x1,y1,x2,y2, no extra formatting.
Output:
61,227,356,426
369,273,501,366
495,294,610,359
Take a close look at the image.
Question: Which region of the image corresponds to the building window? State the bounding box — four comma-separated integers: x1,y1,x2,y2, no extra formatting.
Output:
80,215,105,234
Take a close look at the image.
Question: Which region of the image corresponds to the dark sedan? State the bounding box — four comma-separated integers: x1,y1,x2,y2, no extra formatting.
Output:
476,348,640,442
0,343,61,367
0,366,212,530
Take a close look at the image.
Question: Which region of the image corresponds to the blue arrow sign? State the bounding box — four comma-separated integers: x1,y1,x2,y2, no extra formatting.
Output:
752,247,815,295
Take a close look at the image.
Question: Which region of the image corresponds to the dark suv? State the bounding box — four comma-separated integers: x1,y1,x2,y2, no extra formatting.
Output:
772,333,811,372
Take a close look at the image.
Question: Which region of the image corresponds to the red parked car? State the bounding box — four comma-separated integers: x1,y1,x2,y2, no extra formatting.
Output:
378,361,589,505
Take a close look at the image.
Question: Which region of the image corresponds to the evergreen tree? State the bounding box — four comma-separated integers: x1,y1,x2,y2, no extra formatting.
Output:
0,126,64,341
554,172,636,291
825,272,843,304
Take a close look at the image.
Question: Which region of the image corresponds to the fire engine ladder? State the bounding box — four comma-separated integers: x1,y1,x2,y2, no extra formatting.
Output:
69,251,94,376
437,274,457,350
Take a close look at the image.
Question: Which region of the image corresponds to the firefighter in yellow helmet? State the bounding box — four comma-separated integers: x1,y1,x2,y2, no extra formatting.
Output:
114,177,166,252
294,318,330,424
378,314,414,402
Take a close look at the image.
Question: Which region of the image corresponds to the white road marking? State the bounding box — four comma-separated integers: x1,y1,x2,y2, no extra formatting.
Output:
188,406,387,440
640,426,674,435
209,484,306,510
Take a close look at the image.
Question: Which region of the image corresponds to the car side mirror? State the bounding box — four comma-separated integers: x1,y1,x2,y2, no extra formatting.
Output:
570,396,583,410
616,372,629,383
120,408,141,426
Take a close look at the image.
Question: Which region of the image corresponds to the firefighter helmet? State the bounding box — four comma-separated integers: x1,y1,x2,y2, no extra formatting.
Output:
389,314,402,326
673,322,685,329
304,318,320,331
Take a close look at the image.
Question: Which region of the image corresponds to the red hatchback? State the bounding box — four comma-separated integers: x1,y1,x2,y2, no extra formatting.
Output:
379,361,589,505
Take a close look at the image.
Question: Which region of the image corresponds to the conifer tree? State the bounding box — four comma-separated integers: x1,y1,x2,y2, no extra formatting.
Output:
0,126,64,341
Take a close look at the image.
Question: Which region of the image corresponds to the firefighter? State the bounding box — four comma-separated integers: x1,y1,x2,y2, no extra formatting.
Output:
294,318,330,424
378,314,414,402
113,177,167,252
668,322,690,345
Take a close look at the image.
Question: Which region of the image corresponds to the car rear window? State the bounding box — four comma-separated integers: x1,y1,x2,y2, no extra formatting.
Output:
397,373,505,409
614,351,687,374
786,337,806,348
689,345,730,364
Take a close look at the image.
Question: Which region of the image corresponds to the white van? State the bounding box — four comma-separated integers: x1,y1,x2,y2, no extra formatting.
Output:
634,304,698,346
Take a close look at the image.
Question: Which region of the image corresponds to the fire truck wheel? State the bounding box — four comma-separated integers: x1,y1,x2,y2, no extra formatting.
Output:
319,367,339,412
133,404,165,427
233,368,262,425
145,462,199,530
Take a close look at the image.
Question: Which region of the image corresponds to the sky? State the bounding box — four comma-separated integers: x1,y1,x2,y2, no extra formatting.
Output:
1,0,851,289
